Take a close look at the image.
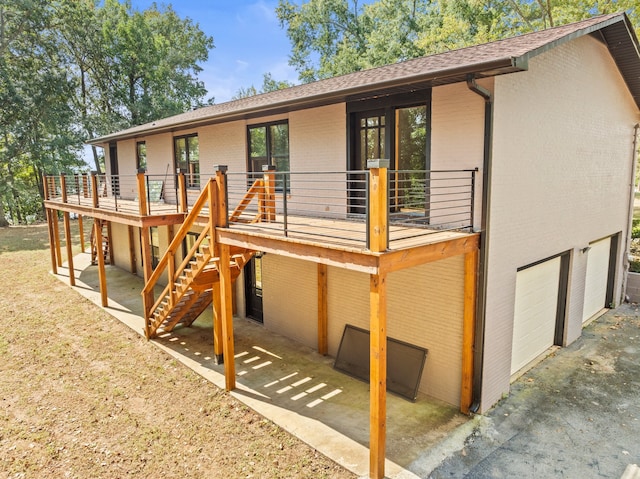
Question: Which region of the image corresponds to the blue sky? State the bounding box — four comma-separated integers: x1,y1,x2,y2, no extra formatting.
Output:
129,0,297,103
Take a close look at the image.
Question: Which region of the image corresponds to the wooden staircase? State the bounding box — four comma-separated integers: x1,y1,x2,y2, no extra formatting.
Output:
90,219,111,265
147,245,254,336
141,173,266,339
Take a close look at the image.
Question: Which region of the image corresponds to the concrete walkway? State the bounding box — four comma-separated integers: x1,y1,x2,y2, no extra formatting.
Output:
430,304,640,478
55,253,471,479
56,253,640,478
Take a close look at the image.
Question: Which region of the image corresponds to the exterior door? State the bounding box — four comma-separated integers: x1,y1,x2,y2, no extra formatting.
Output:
350,110,386,214
244,255,263,322
109,143,119,196
511,257,562,375
583,236,612,322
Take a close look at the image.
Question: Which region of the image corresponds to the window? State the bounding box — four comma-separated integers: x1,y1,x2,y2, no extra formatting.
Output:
136,141,147,171
150,227,160,269
174,134,199,188
247,121,289,186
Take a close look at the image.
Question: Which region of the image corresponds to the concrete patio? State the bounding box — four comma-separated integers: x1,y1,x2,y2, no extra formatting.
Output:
54,253,472,478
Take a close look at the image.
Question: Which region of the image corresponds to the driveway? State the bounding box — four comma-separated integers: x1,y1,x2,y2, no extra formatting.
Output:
429,304,640,478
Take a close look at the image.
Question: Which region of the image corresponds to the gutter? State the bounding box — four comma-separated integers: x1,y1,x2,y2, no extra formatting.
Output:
466,75,493,414
622,123,640,301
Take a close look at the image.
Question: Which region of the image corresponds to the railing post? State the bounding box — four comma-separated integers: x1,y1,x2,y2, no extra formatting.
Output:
214,166,229,226
262,165,276,222
178,173,188,213
367,159,389,253
136,169,148,216
60,175,68,203
91,171,99,209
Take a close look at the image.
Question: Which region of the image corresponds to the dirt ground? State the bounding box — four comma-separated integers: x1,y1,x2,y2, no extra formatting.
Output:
0,223,354,479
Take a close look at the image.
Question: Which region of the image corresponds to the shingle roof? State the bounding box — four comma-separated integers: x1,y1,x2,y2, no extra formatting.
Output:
90,12,639,144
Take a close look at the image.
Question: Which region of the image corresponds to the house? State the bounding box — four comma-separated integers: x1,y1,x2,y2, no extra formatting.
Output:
43,13,640,479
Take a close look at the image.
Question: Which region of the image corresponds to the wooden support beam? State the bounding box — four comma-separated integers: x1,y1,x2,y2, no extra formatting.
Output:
318,263,328,355
52,209,62,267
140,226,153,338
128,225,137,274
45,209,58,275
106,221,114,265
63,211,75,286
367,160,389,253
262,165,276,222
460,248,478,414
220,243,236,391
136,171,148,216
178,173,188,214
91,172,99,209
78,215,85,253
212,281,224,364
94,220,108,307
380,234,480,274
369,272,387,479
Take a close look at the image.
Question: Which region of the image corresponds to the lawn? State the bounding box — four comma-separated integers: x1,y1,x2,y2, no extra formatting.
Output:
0,222,353,479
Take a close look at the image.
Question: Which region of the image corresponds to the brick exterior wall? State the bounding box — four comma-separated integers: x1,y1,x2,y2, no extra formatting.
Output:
482,34,639,410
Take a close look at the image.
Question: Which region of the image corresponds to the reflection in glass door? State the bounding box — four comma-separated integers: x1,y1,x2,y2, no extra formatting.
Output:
244,255,263,322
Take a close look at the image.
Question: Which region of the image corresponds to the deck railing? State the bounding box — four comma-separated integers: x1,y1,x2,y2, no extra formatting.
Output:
222,166,477,249
43,172,184,216
44,165,477,249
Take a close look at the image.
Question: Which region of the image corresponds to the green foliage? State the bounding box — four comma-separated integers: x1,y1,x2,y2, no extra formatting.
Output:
233,73,295,100
632,218,640,239
276,0,640,83
0,0,214,224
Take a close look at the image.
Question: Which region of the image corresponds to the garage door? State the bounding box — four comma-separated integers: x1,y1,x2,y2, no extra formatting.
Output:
511,257,561,375
582,237,611,323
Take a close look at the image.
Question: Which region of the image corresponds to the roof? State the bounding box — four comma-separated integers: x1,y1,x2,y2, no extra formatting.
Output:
90,13,640,145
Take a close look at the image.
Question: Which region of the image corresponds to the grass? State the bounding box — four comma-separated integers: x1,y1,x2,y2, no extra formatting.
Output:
0,222,353,479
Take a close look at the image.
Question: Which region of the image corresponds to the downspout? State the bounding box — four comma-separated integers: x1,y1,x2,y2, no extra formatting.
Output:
466,75,493,414
622,123,640,302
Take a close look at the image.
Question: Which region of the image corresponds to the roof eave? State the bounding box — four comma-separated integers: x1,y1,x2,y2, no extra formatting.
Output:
87,57,521,146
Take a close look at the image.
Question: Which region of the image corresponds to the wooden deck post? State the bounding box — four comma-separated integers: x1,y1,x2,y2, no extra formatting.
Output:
178,173,188,213
262,165,276,222
45,209,58,275
78,215,85,253
63,212,76,287
369,272,387,479
136,170,148,216
367,159,389,253
106,221,114,265
212,166,227,365
367,159,389,479
318,263,328,355
128,225,137,274
52,206,62,268
94,219,108,307
140,225,153,339
91,172,99,209
460,248,478,414
220,242,236,391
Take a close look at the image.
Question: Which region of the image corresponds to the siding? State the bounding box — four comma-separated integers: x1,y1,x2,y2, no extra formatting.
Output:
261,253,465,405
432,80,491,228
482,34,639,410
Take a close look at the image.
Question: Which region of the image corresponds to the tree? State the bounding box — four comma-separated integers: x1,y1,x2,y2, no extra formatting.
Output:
233,72,295,100
57,0,214,172
0,0,215,224
277,0,639,82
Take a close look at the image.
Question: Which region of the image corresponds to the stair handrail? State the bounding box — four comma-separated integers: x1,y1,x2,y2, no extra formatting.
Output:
229,178,264,223
141,178,218,324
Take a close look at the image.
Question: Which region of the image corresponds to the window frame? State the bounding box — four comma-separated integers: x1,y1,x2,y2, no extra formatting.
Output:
246,120,289,189
136,141,147,171
174,134,200,189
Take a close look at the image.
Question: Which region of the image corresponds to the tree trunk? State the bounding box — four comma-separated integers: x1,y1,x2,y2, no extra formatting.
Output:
0,200,9,227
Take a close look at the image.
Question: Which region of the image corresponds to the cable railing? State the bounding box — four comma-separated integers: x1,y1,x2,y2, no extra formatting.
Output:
44,166,477,250
223,167,477,249
43,172,184,216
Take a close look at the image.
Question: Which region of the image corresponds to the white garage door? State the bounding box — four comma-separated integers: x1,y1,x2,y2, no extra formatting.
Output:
582,237,611,323
511,257,561,375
